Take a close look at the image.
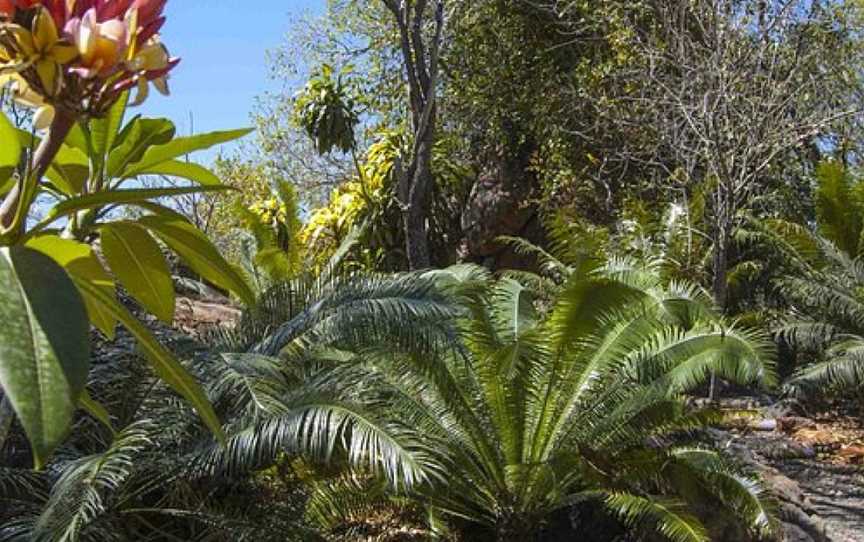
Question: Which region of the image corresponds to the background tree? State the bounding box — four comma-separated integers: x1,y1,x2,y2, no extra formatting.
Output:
380,0,446,270
597,0,864,311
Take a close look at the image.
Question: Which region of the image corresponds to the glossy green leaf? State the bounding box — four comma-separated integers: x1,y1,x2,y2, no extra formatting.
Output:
80,390,115,434
101,223,175,323
45,163,89,195
0,175,13,196
136,213,255,306
64,123,90,154
0,112,21,171
129,159,223,186
37,185,229,227
124,128,253,176
71,277,225,442
89,92,128,169
13,127,90,194
0,247,90,468
25,235,117,338
107,117,176,178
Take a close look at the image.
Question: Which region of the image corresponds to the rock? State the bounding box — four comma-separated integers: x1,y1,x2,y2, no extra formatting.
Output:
778,417,818,433
174,276,229,302
837,445,864,464
754,419,779,431
174,297,240,337
782,522,819,542
460,124,541,266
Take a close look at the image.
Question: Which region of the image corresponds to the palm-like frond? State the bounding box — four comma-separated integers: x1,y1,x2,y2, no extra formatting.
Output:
602,492,709,542
32,422,153,542
775,223,864,395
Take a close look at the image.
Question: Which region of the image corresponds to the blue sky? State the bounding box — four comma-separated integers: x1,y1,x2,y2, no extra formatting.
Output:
139,0,324,155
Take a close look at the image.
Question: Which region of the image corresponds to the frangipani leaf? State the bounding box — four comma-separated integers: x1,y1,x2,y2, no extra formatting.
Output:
25,235,117,338
0,247,90,468
101,223,175,323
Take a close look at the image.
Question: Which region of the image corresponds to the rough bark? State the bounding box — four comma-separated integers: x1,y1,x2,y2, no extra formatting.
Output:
383,0,445,271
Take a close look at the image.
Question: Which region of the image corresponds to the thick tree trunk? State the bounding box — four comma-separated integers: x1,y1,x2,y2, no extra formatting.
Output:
403,133,435,270
384,0,443,271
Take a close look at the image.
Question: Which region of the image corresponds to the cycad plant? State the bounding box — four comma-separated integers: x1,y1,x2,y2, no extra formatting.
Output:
778,237,864,400
205,264,777,541
2,265,778,542
760,162,864,400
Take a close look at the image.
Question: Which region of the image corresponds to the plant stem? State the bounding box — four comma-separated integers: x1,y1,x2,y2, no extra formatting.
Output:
0,108,78,236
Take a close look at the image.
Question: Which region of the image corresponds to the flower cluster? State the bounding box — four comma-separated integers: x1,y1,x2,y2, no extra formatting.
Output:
0,0,177,128
249,198,291,228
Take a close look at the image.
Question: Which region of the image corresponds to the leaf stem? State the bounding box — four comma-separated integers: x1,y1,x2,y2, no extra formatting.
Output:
0,108,78,240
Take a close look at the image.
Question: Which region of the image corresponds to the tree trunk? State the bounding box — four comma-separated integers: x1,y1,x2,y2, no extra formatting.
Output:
403,131,435,270
383,0,443,271
709,216,732,401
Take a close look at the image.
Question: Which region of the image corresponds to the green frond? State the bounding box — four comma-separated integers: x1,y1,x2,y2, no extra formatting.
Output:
786,340,864,394
637,324,777,393
32,422,153,542
669,448,777,539
497,235,572,281
603,492,709,542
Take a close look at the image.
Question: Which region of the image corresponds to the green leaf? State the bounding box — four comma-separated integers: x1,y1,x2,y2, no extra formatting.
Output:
0,175,13,196
37,185,229,227
71,277,225,442
12,127,90,194
89,92,128,170
79,390,115,434
45,162,89,195
79,390,114,431
25,235,117,338
0,112,21,170
136,213,255,306
124,128,253,176
129,159,223,186
0,247,90,468
64,123,90,154
107,117,176,178
101,223,175,323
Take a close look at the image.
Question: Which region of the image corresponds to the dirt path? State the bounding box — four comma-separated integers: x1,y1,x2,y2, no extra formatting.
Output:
772,459,864,542
713,408,864,542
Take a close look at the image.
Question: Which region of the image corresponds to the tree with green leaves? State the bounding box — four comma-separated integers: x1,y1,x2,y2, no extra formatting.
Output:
0,93,252,467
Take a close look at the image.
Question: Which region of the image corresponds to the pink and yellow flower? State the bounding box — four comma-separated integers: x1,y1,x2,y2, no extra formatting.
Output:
0,0,177,119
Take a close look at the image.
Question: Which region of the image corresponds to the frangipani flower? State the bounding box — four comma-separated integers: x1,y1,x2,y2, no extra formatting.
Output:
66,7,128,77
0,0,177,120
2,7,76,94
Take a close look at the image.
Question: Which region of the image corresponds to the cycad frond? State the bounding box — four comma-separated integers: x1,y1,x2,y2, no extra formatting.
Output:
602,492,709,542
32,422,152,542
